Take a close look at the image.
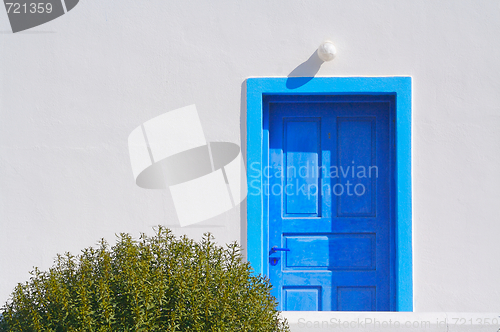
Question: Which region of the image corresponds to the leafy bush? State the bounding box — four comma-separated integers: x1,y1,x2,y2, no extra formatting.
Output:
0,226,289,332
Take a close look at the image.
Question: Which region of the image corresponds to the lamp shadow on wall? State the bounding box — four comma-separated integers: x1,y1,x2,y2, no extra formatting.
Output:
286,50,324,89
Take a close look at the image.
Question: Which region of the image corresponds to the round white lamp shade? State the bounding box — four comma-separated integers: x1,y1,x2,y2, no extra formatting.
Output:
317,41,337,62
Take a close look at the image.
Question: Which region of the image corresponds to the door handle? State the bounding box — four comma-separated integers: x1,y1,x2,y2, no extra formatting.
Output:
270,246,290,254
269,247,290,266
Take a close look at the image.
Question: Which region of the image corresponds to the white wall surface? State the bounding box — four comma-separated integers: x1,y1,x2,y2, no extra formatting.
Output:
1,0,499,311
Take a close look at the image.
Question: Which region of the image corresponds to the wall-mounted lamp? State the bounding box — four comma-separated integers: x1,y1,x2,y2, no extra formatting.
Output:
317,40,336,62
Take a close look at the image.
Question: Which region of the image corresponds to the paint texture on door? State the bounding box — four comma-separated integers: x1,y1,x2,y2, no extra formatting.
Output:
266,95,394,311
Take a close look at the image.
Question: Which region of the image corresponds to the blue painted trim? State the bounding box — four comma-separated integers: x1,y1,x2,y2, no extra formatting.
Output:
246,77,412,311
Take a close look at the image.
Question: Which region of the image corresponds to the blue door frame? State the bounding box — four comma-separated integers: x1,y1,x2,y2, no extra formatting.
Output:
246,77,412,311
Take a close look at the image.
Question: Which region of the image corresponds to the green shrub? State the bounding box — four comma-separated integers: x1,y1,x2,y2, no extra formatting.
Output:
0,226,289,332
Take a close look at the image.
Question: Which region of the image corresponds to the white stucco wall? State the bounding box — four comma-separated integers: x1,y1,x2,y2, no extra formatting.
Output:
1,0,499,312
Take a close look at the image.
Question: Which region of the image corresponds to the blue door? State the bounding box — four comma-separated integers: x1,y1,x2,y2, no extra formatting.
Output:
266,95,395,311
